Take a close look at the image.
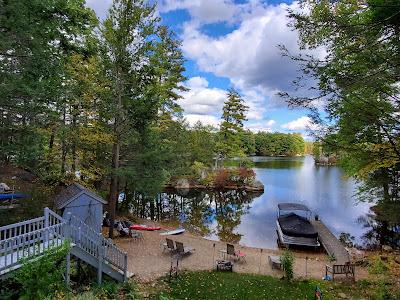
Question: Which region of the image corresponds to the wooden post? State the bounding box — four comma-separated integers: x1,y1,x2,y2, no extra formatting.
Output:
97,246,103,285
123,253,128,281
65,250,71,285
44,207,49,244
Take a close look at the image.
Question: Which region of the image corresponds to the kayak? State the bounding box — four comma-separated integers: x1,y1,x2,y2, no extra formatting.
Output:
160,228,185,236
0,193,27,201
130,224,161,231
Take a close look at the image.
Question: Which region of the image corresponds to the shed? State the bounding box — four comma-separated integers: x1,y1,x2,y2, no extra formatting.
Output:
55,183,107,232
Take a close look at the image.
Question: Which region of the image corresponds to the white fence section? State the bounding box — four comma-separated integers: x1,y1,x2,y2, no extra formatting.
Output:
0,208,128,281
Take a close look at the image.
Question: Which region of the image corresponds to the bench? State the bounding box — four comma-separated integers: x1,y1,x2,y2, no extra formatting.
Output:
325,264,355,281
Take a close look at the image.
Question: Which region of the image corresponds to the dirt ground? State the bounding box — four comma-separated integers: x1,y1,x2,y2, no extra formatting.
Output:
110,222,370,283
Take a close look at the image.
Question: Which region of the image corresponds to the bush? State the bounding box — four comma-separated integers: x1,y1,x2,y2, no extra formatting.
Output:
13,241,71,299
280,250,295,281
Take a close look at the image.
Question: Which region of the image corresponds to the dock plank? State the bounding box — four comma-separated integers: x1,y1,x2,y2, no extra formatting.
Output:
311,220,350,263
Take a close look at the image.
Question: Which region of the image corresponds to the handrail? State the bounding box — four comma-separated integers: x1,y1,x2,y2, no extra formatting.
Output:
1,216,45,240
0,223,65,272
0,208,128,280
65,213,127,273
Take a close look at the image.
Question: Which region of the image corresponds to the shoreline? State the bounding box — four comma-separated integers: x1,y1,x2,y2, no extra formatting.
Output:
110,219,370,283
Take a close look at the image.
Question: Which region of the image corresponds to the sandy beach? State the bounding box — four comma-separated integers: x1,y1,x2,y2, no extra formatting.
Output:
110,222,369,283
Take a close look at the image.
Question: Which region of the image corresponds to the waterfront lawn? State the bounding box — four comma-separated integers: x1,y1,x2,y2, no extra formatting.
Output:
160,271,399,300
161,271,333,300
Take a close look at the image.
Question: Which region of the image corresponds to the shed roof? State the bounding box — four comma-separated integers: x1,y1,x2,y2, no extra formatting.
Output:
278,203,310,212
55,183,107,209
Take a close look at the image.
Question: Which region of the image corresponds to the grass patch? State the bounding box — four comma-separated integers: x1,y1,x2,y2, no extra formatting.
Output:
159,271,400,300
161,271,332,300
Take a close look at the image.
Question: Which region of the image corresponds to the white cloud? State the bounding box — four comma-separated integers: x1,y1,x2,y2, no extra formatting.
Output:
86,0,112,20
185,114,220,127
179,1,324,109
246,121,275,133
178,76,227,115
159,0,238,24
281,116,317,131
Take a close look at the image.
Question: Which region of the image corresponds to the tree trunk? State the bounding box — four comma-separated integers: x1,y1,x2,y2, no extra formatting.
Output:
108,137,120,239
108,68,122,239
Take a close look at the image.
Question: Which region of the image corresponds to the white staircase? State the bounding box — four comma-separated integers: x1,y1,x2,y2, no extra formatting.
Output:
0,208,129,283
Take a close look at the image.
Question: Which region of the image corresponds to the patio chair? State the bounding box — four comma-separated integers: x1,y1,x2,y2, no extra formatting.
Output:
162,238,176,253
175,241,195,255
220,244,246,262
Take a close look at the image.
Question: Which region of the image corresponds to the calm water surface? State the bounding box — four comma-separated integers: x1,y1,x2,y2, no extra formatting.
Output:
151,156,373,249
206,156,372,248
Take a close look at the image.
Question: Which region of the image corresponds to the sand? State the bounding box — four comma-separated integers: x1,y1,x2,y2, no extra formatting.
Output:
111,223,369,283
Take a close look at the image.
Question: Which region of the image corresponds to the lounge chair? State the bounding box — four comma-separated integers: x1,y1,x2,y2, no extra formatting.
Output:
117,221,143,240
219,244,246,262
175,241,194,255
163,238,176,253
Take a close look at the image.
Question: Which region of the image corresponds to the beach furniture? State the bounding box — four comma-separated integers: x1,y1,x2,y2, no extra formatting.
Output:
163,238,176,253
268,255,282,270
175,241,195,255
325,263,355,282
216,260,233,271
219,244,246,262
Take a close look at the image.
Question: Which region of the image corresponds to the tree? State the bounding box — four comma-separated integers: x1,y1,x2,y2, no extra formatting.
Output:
0,0,98,177
282,0,400,232
101,0,186,237
219,88,249,158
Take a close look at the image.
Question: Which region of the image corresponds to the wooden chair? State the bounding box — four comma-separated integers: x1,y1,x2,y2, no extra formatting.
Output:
325,264,355,281
220,244,246,262
162,238,176,253
175,241,195,255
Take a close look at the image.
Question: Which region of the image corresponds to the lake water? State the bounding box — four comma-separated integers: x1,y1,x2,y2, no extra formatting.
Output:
138,156,373,249
206,156,373,248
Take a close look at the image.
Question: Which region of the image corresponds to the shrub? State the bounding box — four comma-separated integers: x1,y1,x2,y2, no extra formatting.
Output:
368,256,388,275
13,240,71,299
213,169,230,188
280,250,295,281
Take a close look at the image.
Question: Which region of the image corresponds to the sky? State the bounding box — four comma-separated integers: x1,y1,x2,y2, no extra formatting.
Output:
86,0,320,138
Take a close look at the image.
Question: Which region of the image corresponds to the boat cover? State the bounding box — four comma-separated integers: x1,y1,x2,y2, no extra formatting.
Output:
277,213,318,238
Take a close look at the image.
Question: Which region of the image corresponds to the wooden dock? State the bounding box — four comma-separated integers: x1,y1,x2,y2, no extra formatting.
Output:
311,220,350,263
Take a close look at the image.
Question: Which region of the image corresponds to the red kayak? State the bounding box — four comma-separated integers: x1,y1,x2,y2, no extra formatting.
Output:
130,224,161,231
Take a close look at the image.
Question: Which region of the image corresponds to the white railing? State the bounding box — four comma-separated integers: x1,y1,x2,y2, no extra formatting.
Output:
65,213,127,275
0,208,128,280
0,216,45,240
0,223,65,273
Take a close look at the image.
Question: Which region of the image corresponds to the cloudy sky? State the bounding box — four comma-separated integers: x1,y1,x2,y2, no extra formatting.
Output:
86,0,318,137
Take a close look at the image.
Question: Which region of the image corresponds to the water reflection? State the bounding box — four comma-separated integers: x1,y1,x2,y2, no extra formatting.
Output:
129,156,375,249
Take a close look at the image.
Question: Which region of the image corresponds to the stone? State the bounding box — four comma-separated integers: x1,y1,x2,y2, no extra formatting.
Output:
382,245,393,252
338,292,347,299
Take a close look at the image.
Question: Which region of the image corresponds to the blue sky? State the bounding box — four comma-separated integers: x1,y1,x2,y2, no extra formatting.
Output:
86,0,321,138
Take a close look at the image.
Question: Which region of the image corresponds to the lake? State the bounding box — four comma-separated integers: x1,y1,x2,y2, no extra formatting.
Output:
133,156,373,249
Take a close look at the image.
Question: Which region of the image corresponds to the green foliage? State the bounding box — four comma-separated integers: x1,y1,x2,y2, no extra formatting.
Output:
368,256,389,275
255,132,305,156
219,88,249,158
281,250,295,281
283,1,400,221
13,241,71,299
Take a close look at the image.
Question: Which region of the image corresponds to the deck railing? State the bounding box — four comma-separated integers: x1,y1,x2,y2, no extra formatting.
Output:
0,222,64,273
0,208,128,280
65,213,127,275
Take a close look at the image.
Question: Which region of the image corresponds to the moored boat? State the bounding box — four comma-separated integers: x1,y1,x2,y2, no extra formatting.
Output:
276,203,320,248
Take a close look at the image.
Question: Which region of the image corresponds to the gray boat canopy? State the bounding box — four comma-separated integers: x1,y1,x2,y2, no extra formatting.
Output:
278,203,310,212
